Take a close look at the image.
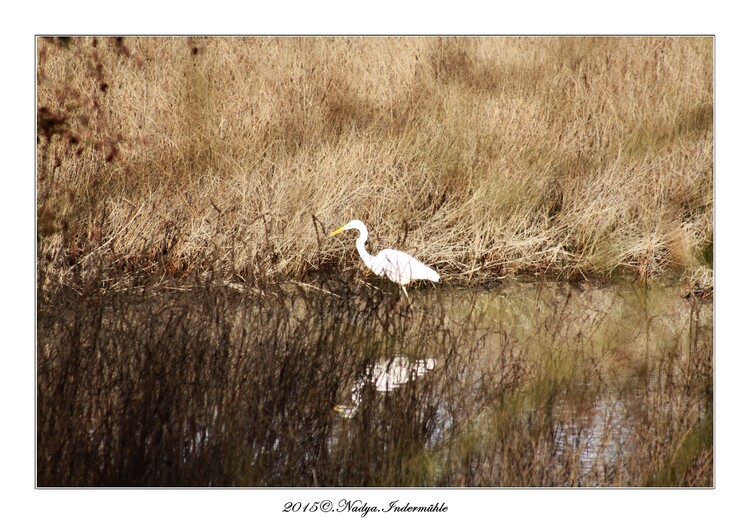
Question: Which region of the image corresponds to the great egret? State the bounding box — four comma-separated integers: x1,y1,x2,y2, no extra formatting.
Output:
328,220,439,298
334,356,436,418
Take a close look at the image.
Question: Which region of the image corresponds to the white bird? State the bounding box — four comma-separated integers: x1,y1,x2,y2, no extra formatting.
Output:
328,219,439,299
334,356,436,417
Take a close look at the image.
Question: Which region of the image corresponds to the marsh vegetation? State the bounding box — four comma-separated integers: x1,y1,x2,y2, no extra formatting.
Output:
37,274,711,486
37,36,712,287
37,37,713,487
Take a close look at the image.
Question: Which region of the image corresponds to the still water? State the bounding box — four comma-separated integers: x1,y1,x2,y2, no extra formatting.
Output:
324,281,711,486
37,278,713,486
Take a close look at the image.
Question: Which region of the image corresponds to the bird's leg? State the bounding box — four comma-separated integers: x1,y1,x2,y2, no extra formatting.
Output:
400,285,414,310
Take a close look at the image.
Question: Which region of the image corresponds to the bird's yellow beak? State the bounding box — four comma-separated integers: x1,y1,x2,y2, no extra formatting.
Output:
328,226,346,237
333,404,346,414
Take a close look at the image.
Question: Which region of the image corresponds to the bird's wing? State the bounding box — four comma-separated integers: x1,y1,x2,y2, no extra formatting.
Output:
372,249,414,284
378,249,439,284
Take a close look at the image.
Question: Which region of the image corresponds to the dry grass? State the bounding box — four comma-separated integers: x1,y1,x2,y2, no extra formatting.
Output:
37,36,713,287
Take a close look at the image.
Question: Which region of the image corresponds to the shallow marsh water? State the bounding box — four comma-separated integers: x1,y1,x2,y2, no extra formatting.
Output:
37,276,712,486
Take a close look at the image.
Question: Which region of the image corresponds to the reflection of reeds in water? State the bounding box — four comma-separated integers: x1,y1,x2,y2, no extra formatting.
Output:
37,272,712,486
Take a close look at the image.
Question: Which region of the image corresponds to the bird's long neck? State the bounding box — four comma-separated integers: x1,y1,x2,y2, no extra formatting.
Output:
355,227,376,271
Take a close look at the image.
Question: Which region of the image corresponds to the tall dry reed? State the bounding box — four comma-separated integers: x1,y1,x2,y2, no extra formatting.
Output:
37,36,713,287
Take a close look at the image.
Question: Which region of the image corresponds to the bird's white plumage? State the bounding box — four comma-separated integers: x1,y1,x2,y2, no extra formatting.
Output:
371,248,439,286
328,219,439,297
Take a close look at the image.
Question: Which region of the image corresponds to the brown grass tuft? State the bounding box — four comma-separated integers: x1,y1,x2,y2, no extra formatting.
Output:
36,36,713,286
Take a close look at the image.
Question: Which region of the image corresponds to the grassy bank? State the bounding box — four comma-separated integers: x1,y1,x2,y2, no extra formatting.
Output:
37,37,713,287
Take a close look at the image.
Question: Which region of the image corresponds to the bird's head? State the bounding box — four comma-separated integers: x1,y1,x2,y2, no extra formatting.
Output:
328,219,366,237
